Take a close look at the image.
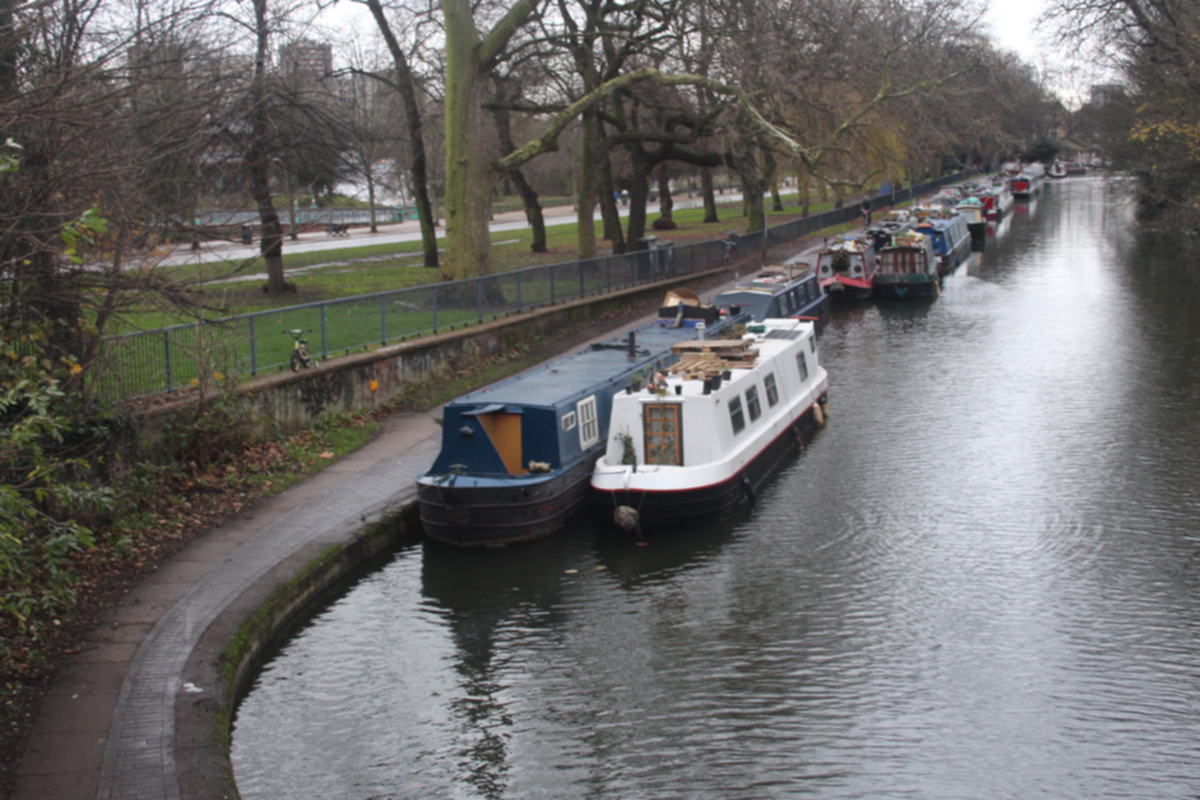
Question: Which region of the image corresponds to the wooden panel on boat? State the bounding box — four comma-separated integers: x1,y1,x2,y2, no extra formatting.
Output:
478,412,526,474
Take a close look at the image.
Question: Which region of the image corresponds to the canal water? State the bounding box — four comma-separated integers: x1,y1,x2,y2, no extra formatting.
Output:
231,176,1200,799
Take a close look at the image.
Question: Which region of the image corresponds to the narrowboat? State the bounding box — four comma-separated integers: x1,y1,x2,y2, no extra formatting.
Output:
914,209,971,276
1009,162,1046,198
712,264,827,322
975,181,1014,219
873,230,941,300
591,317,829,532
955,196,987,245
816,236,878,302
416,316,739,547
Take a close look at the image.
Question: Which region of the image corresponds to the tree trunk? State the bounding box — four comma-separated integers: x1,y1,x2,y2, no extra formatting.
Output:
576,110,598,258
442,0,494,281
366,0,439,267
624,158,652,245
653,163,676,229
702,168,719,223
489,81,547,252
366,163,378,233
250,0,287,295
598,152,625,252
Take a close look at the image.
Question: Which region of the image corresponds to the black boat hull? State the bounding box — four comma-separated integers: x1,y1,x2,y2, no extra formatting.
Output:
418,455,600,548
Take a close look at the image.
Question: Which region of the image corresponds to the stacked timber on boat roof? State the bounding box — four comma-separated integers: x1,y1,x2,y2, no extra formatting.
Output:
669,339,759,379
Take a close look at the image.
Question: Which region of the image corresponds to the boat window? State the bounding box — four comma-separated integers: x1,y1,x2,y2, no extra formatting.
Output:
764,373,779,407
577,395,599,449
561,411,577,432
780,291,792,315
729,396,746,435
797,352,809,382
746,385,762,422
809,335,816,353
644,404,682,466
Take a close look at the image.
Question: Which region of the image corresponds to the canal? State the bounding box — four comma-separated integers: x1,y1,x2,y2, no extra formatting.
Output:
232,175,1200,799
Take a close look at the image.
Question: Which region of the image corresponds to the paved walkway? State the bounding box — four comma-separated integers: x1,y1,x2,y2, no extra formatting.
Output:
159,193,732,267
11,233,834,800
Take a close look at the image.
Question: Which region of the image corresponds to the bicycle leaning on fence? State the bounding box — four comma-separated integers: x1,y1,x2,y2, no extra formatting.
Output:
284,329,319,371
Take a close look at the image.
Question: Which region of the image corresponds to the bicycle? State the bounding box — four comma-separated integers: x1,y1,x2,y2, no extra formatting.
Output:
284,329,319,371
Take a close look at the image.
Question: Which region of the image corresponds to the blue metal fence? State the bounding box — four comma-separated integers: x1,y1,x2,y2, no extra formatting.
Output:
95,171,971,402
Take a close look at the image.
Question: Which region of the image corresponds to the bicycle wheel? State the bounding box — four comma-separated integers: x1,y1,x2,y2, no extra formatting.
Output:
290,352,301,372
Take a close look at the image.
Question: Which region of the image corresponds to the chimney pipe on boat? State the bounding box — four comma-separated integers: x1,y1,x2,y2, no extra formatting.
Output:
627,331,636,359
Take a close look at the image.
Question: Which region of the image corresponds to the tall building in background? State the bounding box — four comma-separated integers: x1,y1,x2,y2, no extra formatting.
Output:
279,41,332,81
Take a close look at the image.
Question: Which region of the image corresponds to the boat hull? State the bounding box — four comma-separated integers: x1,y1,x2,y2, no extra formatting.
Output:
592,394,827,527
821,277,873,302
418,457,599,548
873,274,939,300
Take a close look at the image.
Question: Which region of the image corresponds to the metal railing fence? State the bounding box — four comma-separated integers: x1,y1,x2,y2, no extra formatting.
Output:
94,171,971,402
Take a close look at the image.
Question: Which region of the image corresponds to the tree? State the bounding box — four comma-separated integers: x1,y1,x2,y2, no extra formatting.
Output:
1046,0,1200,230
440,0,542,281
361,0,441,265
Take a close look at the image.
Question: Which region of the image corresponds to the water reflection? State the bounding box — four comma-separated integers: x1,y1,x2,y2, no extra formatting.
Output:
233,176,1200,799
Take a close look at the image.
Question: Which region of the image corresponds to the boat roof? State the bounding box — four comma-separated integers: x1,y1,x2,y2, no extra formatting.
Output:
820,236,872,254
887,230,932,248
448,322,711,410
719,265,815,296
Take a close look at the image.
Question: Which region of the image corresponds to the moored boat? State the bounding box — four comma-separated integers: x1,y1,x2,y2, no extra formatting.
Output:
914,208,972,276
955,196,987,245
416,315,739,547
975,181,1014,219
873,230,941,300
1048,160,1067,179
591,317,829,531
816,236,877,302
1009,162,1046,198
713,264,827,322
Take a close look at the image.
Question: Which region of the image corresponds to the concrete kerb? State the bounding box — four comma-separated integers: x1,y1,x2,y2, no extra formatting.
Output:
174,494,424,800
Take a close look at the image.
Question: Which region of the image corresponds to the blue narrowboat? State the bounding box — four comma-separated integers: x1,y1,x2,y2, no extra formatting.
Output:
914,210,972,276
712,265,828,322
416,316,739,548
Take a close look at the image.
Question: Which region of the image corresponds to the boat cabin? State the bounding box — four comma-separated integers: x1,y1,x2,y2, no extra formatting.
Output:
713,265,826,322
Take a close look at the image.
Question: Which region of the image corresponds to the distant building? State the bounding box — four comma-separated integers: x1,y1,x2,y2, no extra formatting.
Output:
279,41,332,81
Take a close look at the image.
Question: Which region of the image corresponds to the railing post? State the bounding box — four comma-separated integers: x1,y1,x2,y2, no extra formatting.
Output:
320,304,328,358
517,271,523,312
164,330,172,392
550,267,556,304
579,262,585,298
606,258,611,292
432,286,438,332
478,278,483,322
250,316,257,376
381,295,387,344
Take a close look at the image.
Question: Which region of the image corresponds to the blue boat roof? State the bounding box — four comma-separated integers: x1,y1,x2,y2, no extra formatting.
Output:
449,321,718,410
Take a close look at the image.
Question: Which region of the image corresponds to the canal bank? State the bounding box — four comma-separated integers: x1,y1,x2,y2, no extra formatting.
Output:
11,234,838,800
233,175,1200,800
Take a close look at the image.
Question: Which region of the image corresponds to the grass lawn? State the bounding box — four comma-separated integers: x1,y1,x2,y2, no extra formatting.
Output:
108,191,852,333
